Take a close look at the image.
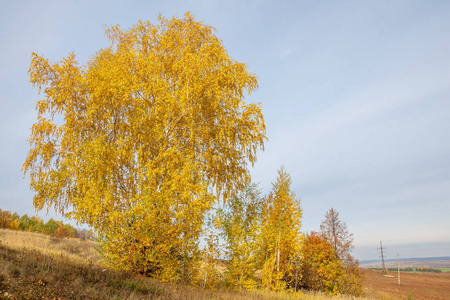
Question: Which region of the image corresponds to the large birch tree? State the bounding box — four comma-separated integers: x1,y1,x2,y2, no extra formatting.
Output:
23,13,266,280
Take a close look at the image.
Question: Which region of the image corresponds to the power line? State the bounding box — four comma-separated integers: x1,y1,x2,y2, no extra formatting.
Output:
377,240,387,275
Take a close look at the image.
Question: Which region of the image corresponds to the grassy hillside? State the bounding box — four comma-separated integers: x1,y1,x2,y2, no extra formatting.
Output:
0,229,99,263
0,229,367,299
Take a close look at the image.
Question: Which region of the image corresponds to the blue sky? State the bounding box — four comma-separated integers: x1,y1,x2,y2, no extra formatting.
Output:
1,0,449,261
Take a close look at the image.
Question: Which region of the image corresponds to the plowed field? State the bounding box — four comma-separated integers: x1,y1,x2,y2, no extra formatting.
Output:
363,269,450,300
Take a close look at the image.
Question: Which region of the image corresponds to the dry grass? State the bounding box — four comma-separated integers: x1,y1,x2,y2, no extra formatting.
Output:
250,289,362,300
0,229,372,299
0,229,101,264
0,242,164,299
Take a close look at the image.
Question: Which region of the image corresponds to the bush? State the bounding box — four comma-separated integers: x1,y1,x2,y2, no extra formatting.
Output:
0,209,20,230
299,232,364,296
76,228,95,241
44,219,61,235
53,224,77,238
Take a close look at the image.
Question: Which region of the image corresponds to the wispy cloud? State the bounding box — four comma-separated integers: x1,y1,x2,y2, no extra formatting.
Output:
280,47,294,57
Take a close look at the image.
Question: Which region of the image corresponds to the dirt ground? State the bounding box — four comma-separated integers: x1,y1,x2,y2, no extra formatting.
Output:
362,269,450,300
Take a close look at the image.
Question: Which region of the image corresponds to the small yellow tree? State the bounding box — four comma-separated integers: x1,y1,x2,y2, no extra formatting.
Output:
259,167,302,291
23,13,266,280
217,184,262,290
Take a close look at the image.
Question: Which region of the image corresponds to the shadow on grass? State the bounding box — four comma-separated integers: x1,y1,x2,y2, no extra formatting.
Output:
0,244,163,299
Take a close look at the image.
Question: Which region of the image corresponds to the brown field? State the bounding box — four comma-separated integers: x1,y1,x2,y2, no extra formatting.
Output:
363,269,450,300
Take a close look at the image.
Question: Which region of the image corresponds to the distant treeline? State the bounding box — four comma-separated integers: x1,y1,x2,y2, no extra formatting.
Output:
0,208,94,240
370,267,443,273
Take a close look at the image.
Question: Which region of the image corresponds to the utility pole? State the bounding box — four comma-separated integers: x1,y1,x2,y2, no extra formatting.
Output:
378,241,387,275
397,254,401,285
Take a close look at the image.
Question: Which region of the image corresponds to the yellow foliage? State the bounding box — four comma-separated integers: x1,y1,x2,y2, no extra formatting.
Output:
259,167,302,291
23,12,266,280
0,209,20,230
218,184,262,290
193,260,223,290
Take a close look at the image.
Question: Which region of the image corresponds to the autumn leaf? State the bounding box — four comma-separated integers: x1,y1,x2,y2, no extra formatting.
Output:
24,12,266,280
